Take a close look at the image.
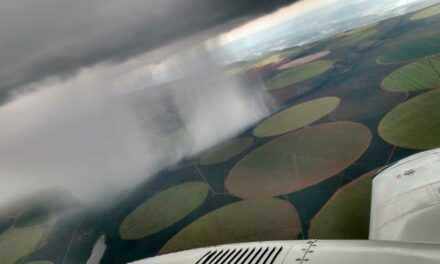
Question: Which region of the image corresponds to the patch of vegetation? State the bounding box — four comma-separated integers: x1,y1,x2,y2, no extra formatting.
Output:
410,4,440,20
266,60,335,91
0,222,53,264
253,97,340,137
251,54,286,68
329,29,378,49
199,137,254,166
247,46,314,71
377,35,440,64
226,121,372,199
378,89,440,150
381,54,440,92
308,170,376,239
119,182,210,240
279,48,303,58
159,199,301,254
278,51,331,70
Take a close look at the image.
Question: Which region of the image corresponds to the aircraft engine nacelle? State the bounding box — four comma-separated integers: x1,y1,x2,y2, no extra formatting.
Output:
369,148,440,243
130,240,440,264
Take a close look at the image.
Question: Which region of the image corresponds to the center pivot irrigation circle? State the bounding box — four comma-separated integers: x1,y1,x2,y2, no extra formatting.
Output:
226,121,372,199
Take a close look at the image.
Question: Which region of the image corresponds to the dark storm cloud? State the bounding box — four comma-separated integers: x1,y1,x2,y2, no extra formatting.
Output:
0,0,298,101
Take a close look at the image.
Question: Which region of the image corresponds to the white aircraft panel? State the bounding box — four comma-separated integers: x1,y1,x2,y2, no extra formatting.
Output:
370,148,440,243
129,240,440,264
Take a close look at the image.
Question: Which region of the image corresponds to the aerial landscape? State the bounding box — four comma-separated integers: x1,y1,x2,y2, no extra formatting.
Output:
1,1,440,264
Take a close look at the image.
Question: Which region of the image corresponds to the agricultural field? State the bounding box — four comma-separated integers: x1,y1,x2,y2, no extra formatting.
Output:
119,182,210,240
159,199,301,254
381,54,440,91
253,97,340,137
377,34,440,64
308,170,376,239
226,121,372,199
199,138,255,166
278,51,331,70
1,2,440,264
410,4,440,20
328,26,379,49
265,60,335,91
378,89,440,150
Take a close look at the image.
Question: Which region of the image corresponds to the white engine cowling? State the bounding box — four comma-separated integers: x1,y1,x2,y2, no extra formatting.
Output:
369,148,440,243
130,240,440,264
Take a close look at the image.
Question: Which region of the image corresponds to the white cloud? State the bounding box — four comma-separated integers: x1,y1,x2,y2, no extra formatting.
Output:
0,43,270,206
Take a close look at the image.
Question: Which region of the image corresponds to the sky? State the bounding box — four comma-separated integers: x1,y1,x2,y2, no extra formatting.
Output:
215,0,436,62
218,0,341,44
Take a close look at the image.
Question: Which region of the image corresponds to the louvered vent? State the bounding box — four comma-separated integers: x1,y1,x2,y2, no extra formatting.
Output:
196,246,283,264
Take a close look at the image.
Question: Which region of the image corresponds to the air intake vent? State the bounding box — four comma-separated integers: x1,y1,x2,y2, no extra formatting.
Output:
196,246,283,264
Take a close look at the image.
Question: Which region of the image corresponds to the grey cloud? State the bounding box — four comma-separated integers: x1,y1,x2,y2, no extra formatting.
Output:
0,44,271,206
0,0,298,101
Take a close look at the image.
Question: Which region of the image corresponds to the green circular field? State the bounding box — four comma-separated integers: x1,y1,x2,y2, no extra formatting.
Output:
0,223,53,264
410,4,440,20
278,44,315,59
329,29,378,49
159,199,301,254
119,182,210,240
378,89,440,150
279,48,303,59
377,35,440,64
381,54,440,92
278,51,331,70
250,46,311,69
308,170,376,239
226,121,372,199
266,60,335,91
253,97,340,137
251,54,286,68
199,137,254,166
